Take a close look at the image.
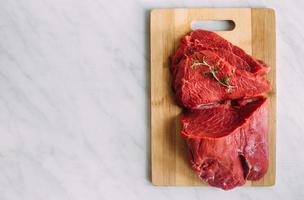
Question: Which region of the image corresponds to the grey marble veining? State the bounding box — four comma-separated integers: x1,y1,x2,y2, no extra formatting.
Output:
0,0,303,199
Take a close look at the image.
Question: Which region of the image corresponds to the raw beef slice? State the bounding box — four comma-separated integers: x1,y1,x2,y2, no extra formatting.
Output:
173,50,270,109
181,97,269,190
170,29,270,76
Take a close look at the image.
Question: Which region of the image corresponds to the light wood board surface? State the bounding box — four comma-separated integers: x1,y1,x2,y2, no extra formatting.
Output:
150,8,276,186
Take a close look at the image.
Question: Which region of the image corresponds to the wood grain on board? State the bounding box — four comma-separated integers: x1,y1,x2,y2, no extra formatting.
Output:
150,8,276,186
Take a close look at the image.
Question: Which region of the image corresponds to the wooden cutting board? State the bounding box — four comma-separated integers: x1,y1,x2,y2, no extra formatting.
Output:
150,8,276,186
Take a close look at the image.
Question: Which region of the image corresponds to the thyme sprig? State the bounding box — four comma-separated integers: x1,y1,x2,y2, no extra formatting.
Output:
191,56,236,93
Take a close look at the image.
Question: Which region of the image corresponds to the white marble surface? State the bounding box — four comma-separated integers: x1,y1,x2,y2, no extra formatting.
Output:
0,0,303,199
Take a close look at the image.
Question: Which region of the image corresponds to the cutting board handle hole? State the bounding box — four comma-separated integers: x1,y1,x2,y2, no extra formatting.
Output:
191,20,235,31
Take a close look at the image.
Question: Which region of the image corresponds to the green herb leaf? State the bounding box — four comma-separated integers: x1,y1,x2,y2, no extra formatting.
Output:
210,69,217,75
222,75,231,85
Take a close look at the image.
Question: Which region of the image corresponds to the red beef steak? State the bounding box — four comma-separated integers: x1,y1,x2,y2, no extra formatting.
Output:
173,50,271,109
181,97,269,190
170,29,270,76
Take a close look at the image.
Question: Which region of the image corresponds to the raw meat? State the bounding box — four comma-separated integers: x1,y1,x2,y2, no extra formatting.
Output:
170,29,270,76
169,29,271,190
181,97,269,190
173,50,271,109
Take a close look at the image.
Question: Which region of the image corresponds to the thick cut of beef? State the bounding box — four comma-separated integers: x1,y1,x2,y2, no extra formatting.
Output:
170,30,269,76
169,29,271,190
181,97,269,190
173,50,270,109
